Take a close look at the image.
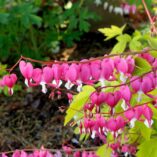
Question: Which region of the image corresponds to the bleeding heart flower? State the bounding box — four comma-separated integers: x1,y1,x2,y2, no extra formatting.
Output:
32,68,42,85
3,73,17,95
19,60,33,86
73,151,81,157
143,105,153,127
131,76,141,92
124,109,135,121
90,60,101,81
79,61,91,84
65,63,80,89
95,114,106,131
61,63,69,80
52,64,62,87
116,116,125,129
141,75,154,93
107,118,118,132
126,56,135,74
42,66,53,83
12,150,20,157
106,91,121,108
135,106,143,120
120,85,132,103
101,58,114,81
116,58,128,74
90,91,107,106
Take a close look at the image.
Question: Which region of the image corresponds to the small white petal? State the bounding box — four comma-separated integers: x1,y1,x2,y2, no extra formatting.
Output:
99,78,105,87
91,131,96,139
120,72,127,83
25,79,29,87
124,152,129,157
130,118,136,128
58,80,62,87
121,100,128,110
40,82,47,94
65,80,73,89
144,119,154,128
94,0,102,6
114,7,123,15
77,84,82,92
137,90,143,102
109,5,113,13
103,2,108,10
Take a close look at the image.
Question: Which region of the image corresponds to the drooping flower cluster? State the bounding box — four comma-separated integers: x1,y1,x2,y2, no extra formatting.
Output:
0,73,17,95
17,56,135,94
1,148,99,157
121,3,136,15
1,51,157,156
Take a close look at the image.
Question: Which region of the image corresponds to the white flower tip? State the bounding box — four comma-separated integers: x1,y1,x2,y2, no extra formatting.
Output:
121,100,128,110
77,84,82,92
120,72,127,83
40,82,47,94
65,81,73,90
91,131,96,139
24,79,29,87
137,90,143,102
99,78,105,87
144,119,153,128
130,118,136,128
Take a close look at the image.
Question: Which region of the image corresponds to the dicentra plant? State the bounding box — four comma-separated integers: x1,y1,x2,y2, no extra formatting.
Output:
1,0,157,157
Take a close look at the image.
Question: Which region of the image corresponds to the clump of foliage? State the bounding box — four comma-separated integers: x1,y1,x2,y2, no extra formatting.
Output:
1,0,157,157
0,0,97,62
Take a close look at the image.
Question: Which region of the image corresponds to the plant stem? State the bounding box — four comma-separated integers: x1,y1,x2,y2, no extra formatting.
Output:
142,0,157,35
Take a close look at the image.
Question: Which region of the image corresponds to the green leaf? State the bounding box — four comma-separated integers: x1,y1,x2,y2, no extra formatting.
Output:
136,121,152,140
150,50,157,58
79,20,90,32
129,121,152,142
64,85,95,125
111,34,131,54
30,14,42,26
129,37,142,51
148,37,157,50
136,138,157,157
98,25,126,40
0,13,9,24
96,144,112,157
133,57,152,76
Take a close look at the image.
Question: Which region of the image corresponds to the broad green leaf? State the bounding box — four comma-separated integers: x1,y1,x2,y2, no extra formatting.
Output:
98,25,126,40
64,85,95,125
149,50,157,58
133,57,152,76
30,14,42,26
96,144,112,157
129,36,142,51
0,13,9,24
136,138,157,157
136,121,152,140
111,34,131,54
129,121,152,141
148,37,157,50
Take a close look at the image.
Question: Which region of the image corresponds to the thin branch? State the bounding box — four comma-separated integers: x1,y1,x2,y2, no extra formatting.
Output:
142,0,157,35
